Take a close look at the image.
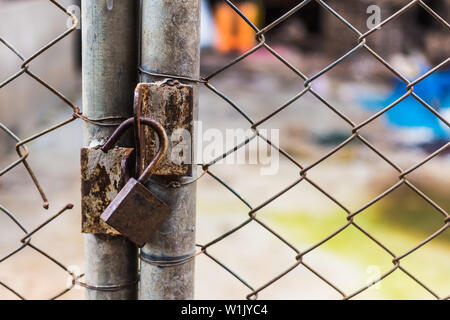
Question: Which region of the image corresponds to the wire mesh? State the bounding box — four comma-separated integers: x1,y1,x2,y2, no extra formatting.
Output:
0,0,84,300
0,0,449,300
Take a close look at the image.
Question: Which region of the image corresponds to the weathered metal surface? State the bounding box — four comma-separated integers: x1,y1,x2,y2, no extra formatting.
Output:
101,178,171,247
140,0,200,300
81,147,134,235
100,116,171,247
140,80,194,176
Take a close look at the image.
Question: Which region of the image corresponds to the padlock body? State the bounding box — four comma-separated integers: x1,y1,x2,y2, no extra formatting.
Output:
101,178,171,247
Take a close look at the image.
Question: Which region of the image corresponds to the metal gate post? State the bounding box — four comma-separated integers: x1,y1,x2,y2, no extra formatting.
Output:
82,0,139,300
139,0,201,299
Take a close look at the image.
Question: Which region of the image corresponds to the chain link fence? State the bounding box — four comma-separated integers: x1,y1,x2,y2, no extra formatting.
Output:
0,0,449,300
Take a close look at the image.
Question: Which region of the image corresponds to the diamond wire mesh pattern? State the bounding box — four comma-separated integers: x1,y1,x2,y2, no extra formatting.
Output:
0,0,449,300
0,0,81,299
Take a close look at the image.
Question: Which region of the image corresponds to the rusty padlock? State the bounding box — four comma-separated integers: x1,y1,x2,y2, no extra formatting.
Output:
100,117,172,247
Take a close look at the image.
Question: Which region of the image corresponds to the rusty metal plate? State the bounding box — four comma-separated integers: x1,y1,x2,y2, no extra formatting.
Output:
81,147,134,235
139,80,194,176
100,178,172,247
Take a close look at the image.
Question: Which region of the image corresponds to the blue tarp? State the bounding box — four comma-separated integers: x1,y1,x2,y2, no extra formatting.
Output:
362,69,450,140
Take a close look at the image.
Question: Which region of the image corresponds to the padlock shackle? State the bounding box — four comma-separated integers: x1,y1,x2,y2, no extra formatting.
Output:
101,117,168,184
101,117,135,152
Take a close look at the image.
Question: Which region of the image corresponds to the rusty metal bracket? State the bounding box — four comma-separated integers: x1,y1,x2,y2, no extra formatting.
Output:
81,147,135,235
139,80,194,176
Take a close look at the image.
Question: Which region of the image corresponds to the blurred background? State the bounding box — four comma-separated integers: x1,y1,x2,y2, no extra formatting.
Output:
0,0,449,299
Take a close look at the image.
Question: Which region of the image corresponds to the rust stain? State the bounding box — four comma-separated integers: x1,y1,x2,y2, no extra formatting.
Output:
81,147,134,235
140,81,194,176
